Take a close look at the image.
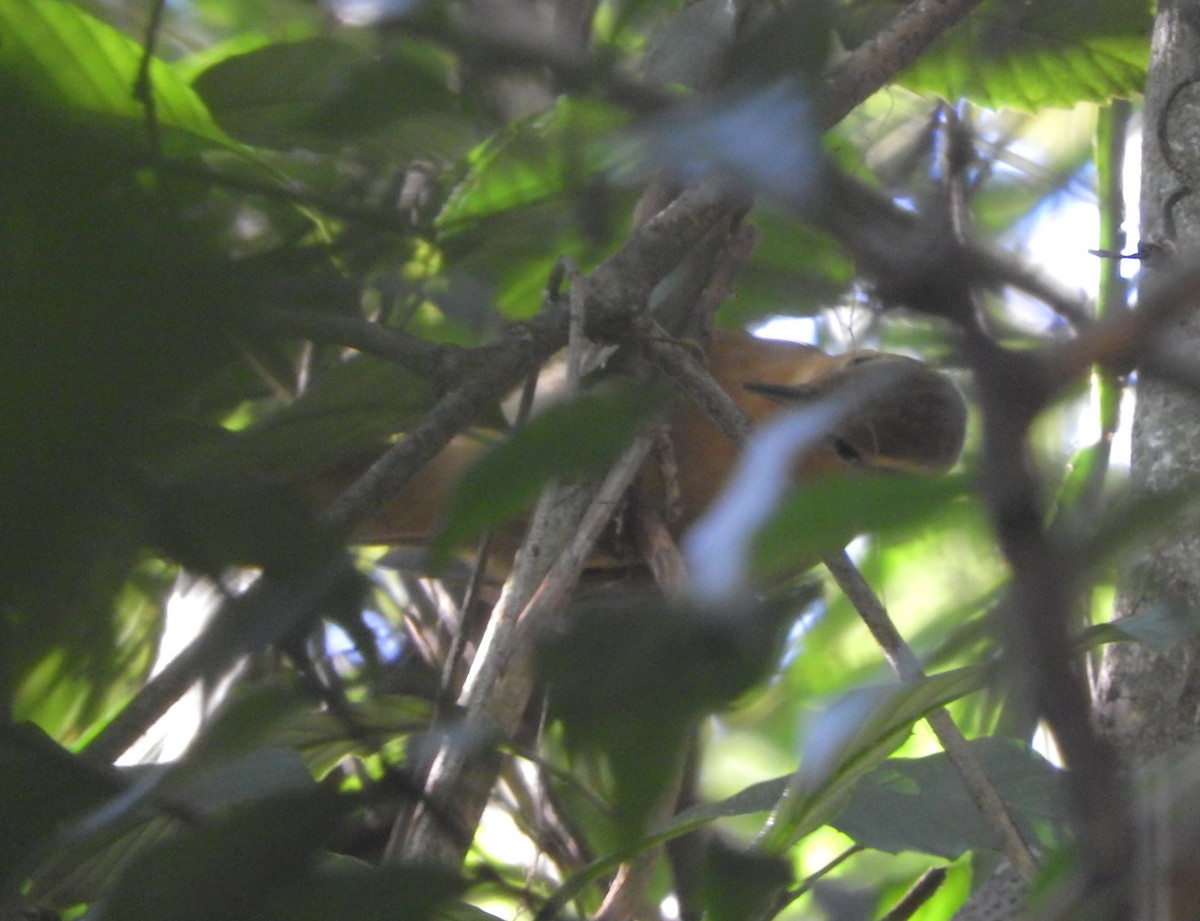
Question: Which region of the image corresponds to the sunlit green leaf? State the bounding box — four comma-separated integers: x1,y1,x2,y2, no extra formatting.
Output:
0,0,231,148
840,0,1151,111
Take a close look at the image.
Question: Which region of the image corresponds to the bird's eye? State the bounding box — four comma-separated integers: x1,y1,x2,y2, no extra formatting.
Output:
847,354,879,366
833,437,865,464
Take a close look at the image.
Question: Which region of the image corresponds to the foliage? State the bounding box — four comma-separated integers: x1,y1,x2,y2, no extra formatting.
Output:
0,0,1166,920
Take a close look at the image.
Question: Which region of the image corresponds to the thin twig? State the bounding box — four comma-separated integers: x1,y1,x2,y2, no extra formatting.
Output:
389,432,657,868
252,307,459,383
823,550,1039,880
878,866,949,921
133,0,167,158
85,179,744,767
633,314,1036,878
767,844,864,917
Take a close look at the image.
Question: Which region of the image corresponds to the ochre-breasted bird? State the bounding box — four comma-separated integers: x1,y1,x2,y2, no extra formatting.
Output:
317,330,967,557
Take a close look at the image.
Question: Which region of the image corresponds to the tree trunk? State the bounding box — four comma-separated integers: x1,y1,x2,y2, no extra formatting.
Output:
1094,3,1200,918
1095,0,1200,768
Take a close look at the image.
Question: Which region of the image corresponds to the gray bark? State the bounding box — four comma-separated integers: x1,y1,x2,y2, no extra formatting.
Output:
1095,0,1200,767
1093,4,1200,918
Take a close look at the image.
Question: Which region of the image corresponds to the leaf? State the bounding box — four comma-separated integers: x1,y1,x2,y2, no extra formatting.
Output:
28,747,320,908
0,0,230,149
0,722,126,891
268,862,465,921
0,76,247,705
754,666,990,853
540,666,991,919
831,736,1067,857
437,96,625,234
193,36,459,148
699,839,792,921
750,473,973,584
167,353,439,483
428,383,663,569
1078,602,1200,654
96,789,344,921
539,590,799,839
840,0,1151,111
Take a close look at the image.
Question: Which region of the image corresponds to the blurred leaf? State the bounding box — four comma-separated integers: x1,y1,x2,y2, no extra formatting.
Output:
751,473,973,583
262,693,432,774
840,0,1151,111
14,558,169,742
429,383,662,569
725,212,854,327
194,36,459,148
0,78,249,704
29,747,320,907
268,862,465,921
170,746,317,813
542,668,991,917
0,0,231,149
832,737,1067,857
0,721,127,894
1078,602,1200,654
540,591,797,839
638,80,823,207
95,789,345,921
169,354,438,483
700,838,792,921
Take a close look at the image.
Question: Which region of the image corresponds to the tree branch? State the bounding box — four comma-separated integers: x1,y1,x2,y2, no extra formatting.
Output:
819,0,988,129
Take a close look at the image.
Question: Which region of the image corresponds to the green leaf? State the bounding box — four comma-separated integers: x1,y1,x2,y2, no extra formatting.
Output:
0,76,247,705
540,667,991,919
540,591,800,839
97,789,344,921
268,862,465,921
437,97,625,233
0,0,231,148
0,722,126,892
168,354,438,483
428,383,663,569
832,736,1067,857
193,36,459,148
755,666,989,853
750,473,973,582
699,839,792,921
840,0,1151,111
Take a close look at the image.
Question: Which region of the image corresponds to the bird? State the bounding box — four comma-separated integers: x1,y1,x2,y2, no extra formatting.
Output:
316,330,968,562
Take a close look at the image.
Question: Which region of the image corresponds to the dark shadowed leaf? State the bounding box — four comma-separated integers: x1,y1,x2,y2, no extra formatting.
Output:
194,36,459,148
700,838,792,921
0,722,128,892
95,789,344,921
539,590,795,840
